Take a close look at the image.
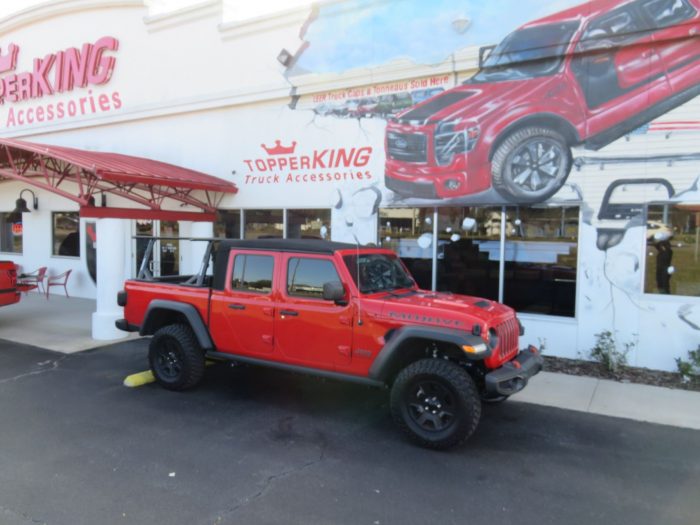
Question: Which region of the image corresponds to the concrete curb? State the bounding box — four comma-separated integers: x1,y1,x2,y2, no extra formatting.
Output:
511,371,700,430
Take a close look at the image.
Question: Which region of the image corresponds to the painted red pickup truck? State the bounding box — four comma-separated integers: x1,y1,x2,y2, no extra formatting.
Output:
117,239,542,449
0,261,21,308
385,0,700,203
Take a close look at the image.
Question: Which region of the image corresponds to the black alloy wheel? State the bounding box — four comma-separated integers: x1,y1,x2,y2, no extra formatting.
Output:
390,358,481,450
148,324,205,391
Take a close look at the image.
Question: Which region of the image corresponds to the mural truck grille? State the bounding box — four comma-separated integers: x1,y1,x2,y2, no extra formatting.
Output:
387,132,427,163
496,318,519,362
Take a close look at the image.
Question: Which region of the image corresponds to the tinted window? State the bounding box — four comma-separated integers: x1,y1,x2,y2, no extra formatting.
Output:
579,7,643,50
344,253,416,294
231,254,274,293
287,257,341,299
641,0,695,28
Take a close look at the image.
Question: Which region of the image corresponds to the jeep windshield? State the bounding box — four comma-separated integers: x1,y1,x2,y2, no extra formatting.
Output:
343,253,416,294
468,21,579,83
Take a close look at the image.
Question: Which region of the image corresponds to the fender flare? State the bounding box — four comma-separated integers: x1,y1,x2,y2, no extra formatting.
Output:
140,300,214,350
368,325,489,383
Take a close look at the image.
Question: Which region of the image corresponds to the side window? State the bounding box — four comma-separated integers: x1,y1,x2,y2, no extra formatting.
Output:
231,254,274,294
287,257,341,299
578,7,643,51
641,0,695,28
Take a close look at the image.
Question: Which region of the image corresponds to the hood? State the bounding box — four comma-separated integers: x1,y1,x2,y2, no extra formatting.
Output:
376,290,514,331
394,77,558,125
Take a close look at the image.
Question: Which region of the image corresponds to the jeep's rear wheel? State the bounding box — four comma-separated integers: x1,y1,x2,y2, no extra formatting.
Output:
148,324,205,391
491,126,571,203
390,359,481,450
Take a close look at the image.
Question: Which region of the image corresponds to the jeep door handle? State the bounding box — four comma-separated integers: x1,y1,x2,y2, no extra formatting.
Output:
228,304,246,310
279,310,298,317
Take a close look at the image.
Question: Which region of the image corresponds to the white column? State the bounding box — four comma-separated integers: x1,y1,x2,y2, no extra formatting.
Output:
190,221,214,275
92,218,129,340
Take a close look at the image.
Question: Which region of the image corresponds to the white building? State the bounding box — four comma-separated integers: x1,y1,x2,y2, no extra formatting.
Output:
0,0,698,371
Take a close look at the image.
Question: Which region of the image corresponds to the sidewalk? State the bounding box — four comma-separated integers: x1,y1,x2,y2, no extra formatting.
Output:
512,371,700,431
0,292,136,353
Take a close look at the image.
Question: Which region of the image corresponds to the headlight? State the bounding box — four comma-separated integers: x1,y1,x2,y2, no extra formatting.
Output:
488,327,499,350
434,119,480,166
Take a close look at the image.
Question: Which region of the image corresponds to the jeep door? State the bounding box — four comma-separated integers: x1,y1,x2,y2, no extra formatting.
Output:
570,1,671,138
274,254,353,368
208,251,276,356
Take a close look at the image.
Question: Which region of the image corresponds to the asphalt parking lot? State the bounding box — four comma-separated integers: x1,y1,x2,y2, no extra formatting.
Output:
1,339,699,525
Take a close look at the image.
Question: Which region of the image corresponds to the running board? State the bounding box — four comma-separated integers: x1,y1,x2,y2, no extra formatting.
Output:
206,351,386,388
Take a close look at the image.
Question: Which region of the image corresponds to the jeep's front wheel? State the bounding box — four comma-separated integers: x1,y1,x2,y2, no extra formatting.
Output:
390,359,481,450
148,324,205,391
491,126,571,203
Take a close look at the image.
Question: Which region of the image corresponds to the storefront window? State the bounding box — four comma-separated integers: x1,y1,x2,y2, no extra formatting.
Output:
0,212,22,253
244,209,283,239
378,208,434,290
645,204,699,296
503,206,578,317
52,212,80,257
287,209,331,239
437,207,504,302
214,210,241,239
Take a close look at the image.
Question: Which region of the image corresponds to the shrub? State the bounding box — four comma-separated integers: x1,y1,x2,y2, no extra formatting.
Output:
675,346,700,383
589,330,634,373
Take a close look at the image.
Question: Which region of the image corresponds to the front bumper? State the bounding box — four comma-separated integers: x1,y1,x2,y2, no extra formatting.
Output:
484,346,544,397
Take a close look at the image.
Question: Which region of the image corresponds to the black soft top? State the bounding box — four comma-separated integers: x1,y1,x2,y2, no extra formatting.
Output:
218,238,357,254
212,238,359,291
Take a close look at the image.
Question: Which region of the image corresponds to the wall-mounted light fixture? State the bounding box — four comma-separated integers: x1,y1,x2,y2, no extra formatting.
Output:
277,48,293,67
8,189,38,222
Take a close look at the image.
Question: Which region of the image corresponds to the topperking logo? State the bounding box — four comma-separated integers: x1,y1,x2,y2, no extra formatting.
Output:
0,36,121,128
242,140,374,185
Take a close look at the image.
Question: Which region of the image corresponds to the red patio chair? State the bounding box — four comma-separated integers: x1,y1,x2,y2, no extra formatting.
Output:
18,266,47,294
45,269,72,299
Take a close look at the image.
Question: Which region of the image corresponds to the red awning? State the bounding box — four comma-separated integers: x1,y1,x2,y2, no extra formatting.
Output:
0,138,237,221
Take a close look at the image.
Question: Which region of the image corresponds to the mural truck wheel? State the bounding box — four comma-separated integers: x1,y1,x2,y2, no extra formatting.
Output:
491,126,572,203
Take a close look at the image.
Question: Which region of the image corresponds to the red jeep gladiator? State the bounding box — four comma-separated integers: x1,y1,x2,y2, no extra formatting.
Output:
117,239,542,449
0,261,21,308
385,0,700,203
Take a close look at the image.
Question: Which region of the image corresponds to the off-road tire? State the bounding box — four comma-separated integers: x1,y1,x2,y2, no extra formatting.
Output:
491,126,572,203
148,324,205,391
390,359,481,450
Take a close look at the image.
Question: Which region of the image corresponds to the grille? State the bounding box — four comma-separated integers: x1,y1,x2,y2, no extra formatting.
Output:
496,317,519,362
387,132,427,163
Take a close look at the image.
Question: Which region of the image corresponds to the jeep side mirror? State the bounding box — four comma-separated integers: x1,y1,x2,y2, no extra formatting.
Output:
322,281,346,304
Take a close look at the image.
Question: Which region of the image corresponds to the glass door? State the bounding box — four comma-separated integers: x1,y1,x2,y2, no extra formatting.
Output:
133,220,180,278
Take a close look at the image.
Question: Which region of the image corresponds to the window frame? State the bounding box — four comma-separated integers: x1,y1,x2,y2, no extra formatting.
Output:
229,253,275,295
51,211,81,258
285,255,342,300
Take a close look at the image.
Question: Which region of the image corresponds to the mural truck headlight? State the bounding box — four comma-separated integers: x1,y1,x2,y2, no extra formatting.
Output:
435,120,480,166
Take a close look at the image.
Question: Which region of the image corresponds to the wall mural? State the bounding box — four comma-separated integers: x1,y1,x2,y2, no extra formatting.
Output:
276,0,700,367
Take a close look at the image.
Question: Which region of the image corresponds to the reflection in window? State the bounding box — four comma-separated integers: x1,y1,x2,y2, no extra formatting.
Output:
232,254,274,293
287,257,340,298
437,207,504,302
503,207,578,317
378,208,434,290
215,210,241,239
436,206,578,317
53,212,80,257
645,204,699,296
0,212,22,253
244,209,283,239
287,209,331,239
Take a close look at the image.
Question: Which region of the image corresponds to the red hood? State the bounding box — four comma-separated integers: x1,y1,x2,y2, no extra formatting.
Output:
394,76,561,125
370,290,515,331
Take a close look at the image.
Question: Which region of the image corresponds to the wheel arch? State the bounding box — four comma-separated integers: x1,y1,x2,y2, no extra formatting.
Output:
141,300,214,350
489,113,580,161
369,326,488,385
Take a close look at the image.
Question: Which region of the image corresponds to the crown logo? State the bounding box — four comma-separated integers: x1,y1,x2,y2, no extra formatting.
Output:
0,44,19,75
261,140,297,155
